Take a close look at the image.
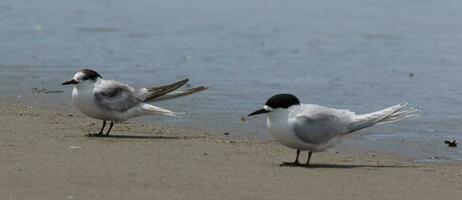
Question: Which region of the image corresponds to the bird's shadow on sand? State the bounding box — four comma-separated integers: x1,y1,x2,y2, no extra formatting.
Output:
85,134,205,140
279,163,418,169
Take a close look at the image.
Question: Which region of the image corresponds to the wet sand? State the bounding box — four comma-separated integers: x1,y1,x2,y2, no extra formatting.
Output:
1,102,462,200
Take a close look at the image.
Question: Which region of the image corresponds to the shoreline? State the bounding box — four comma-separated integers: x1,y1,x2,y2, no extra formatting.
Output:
1,102,462,199
6,82,461,165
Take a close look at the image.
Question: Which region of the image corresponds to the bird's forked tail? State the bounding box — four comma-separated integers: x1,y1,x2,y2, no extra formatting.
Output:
347,103,420,133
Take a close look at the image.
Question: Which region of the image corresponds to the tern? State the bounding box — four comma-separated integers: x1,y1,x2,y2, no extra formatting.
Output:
247,94,419,167
62,69,207,136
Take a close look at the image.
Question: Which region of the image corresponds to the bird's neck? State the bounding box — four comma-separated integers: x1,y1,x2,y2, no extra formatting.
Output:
267,105,300,122
267,109,290,124
75,79,101,91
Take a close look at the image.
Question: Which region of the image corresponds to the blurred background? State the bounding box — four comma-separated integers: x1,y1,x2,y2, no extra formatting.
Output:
1,0,461,162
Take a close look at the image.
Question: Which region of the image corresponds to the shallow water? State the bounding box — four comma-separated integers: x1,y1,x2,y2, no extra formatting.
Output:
1,0,462,162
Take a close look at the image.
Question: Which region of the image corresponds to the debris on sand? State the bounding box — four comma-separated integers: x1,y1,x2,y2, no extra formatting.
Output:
444,139,457,147
32,87,64,94
240,116,246,122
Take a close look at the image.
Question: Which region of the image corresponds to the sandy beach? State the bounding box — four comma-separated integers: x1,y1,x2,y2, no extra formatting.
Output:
0,102,461,200
2,0,462,199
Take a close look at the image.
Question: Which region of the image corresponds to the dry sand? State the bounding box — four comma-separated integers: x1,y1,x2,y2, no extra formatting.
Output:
1,103,462,200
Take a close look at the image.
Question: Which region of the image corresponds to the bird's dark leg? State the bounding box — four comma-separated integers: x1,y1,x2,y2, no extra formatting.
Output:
281,150,301,166
295,150,300,163
305,151,313,167
105,121,114,135
98,120,106,135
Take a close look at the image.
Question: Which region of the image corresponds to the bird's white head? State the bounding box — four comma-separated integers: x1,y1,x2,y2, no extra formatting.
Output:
62,69,102,88
248,93,300,117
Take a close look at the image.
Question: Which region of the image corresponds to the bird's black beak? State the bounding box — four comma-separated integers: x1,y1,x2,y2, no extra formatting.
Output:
248,108,270,116
62,79,79,85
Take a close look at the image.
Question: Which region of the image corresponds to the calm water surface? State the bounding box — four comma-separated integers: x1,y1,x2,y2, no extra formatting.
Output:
1,0,462,162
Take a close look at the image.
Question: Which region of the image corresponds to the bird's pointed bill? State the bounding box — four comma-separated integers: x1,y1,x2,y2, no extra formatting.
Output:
62,79,79,85
248,108,270,116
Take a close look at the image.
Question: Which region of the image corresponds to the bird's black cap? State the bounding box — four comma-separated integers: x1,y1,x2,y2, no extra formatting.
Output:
62,69,102,85
79,69,102,81
265,93,300,109
248,94,300,116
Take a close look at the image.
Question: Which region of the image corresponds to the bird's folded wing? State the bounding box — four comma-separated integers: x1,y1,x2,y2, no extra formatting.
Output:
136,79,189,101
94,82,140,112
290,107,353,145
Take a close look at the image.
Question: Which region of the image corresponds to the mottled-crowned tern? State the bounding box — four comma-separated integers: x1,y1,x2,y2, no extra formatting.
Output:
62,69,207,136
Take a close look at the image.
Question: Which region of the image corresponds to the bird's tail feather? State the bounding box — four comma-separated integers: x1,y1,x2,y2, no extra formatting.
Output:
141,104,184,116
141,79,189,102
376,106,420,125
347,103,419,133
147,86,208,102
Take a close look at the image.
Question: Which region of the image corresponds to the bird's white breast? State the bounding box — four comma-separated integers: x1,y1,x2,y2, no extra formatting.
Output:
72,85,118,121
266,110,312,150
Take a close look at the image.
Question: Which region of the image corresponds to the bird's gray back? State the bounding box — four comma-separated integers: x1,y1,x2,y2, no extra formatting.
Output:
94,80,141,112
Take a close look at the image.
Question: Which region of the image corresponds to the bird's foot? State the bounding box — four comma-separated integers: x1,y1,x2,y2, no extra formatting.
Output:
280,161,303,167
87,133,106,137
